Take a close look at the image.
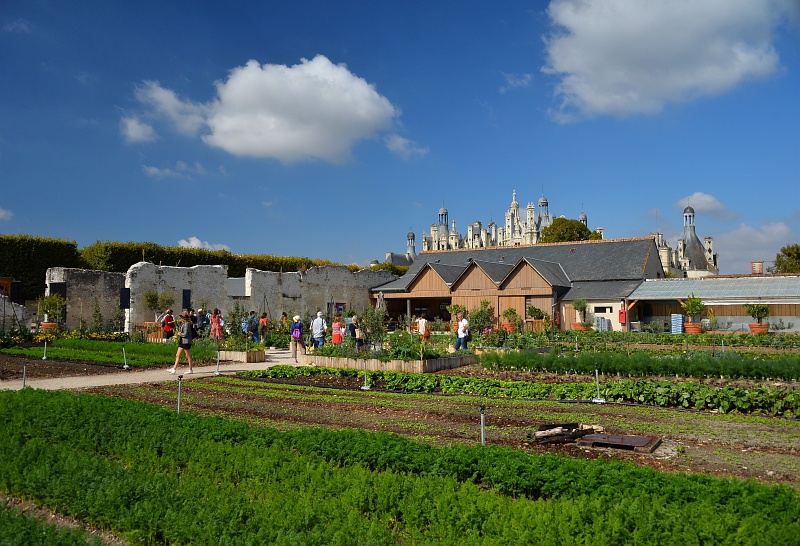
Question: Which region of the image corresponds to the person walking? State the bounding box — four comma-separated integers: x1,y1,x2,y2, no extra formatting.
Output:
289,315,306,363
168,311,197,374
331,315,344,345
210,308,224,341
417,313,430,343
258,312,269,344
454,311,470,351
349,315,365,352
311,311,327,349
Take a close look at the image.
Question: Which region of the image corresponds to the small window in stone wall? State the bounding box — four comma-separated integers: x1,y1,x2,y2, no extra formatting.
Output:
594,306,612,314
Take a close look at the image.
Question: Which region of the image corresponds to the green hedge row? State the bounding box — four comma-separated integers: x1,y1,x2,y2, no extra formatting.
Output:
79,240,336,277
0,236,344,301
1,389,797,544
0,234,83,301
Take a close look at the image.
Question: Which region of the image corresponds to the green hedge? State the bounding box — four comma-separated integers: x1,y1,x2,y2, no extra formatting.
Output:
0,234,83,301
79,240,335,276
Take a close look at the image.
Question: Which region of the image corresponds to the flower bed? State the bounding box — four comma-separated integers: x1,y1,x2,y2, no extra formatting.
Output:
303,354,473,373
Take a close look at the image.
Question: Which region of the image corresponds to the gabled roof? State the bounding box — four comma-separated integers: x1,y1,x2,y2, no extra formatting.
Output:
374,237,659,293
521,258,571,289
428,262,465,286
469,259,515,285
628,275,800,304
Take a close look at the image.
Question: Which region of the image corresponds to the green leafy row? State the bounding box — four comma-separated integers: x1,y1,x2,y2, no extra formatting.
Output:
478,348,800,380
1,338,218,366
244,365,800,416
0,502,102,545
0,389,797,544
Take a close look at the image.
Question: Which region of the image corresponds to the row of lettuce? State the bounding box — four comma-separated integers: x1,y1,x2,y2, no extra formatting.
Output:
246,365,800,417
1,389,797,544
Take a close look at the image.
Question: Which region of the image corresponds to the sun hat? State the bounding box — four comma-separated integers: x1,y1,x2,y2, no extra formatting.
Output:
293,315,301,322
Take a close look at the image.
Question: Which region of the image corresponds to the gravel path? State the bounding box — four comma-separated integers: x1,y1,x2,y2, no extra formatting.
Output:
0,348,303,391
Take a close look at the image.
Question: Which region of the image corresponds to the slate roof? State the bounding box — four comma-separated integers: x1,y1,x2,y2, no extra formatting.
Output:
374,237,659,294
628,275,800,304
565,280,647,301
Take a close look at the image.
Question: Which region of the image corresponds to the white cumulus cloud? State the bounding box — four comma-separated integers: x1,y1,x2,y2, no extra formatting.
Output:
674,192,741,222
499,72,533,94
715,221,794,274
0,206,13,220
2,19,30,33
384,134,429,160
128,55,402,163
542,0,797,121
143,161,205,179
120,116,157,143
177,237,231,252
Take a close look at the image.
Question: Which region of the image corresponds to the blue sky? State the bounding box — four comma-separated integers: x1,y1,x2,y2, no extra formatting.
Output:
1,1,798,275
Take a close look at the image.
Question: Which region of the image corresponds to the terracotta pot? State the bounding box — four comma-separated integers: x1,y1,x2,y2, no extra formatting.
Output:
748,323,769,334
684,323,705,334
572,322,587,331
501,321,516,333
40,322,57,333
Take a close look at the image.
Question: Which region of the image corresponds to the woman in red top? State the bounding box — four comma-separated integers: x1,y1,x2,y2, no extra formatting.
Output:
258,312,269,343
331,315,343,345
162,310,175,339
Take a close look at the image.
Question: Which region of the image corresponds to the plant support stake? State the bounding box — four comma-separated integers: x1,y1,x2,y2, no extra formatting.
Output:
122,345,129,370
42,341,47,360
360,359,370,390
215,343,220,376
592,366,606,404
177,375,183,413
22,360,26,389
480,403,486,446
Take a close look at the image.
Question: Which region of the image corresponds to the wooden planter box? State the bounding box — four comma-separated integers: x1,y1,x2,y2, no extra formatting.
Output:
143,322,163,342
219,350,266,363
304,354,474,373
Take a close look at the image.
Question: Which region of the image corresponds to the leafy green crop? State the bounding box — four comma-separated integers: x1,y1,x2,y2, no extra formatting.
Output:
0,389,797,544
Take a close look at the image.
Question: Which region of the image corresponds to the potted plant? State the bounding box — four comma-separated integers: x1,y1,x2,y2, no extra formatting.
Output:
501,307,521,333
681,293,705,333
572,298,589,330
445,303,466,332
744,303,770,334
38,293,66,332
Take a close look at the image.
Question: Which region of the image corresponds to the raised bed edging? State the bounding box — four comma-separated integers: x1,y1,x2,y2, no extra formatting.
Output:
304,354,473,373
219,350,265,363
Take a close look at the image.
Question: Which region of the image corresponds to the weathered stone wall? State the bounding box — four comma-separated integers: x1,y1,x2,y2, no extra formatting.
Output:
46,268,126,331
125,262,229,328
0,295,29,331
123,262,396,332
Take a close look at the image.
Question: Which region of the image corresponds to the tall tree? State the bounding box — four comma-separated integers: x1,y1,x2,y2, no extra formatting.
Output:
540,217,594,243
768,244,800,274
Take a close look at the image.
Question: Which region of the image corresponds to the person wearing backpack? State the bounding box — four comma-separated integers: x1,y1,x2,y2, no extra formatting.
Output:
289,315,306,363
